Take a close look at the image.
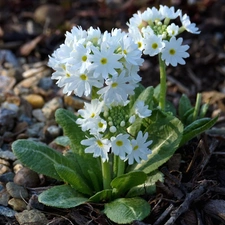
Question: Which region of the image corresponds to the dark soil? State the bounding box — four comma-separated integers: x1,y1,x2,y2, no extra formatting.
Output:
1,0,225,224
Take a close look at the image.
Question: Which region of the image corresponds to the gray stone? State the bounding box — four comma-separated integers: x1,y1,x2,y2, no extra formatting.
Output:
6,182,29,199
26,122,45,137
15,209,48,225
32,109,46,122
42,97,63,119
0,149,17,161
0,172,15,183
0,205,16,217
0,189,10,206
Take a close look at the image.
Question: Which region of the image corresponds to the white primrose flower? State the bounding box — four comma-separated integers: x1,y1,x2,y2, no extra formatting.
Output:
86,26,102,45
142,7,164,22
180,13,200,34
81,135,111,162
68,44,91,73
135,100,152,118
76,99,103,131
166,23,179,37
161,37,190,67
159,5,180,20
127,11,143,29
64,68,103,97
128,26,145,51
97,71,136,105
111,134,132,160
127,131,152,165
142,33,165,57
89,117,107,135
89,44,123,79
65,26,87,47
120,34,144,66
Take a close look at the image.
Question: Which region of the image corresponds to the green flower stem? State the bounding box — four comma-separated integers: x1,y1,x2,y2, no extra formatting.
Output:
101,160,111,189
113,154,118,179
158,53,167,110
117,157,125,177
193,93,202,121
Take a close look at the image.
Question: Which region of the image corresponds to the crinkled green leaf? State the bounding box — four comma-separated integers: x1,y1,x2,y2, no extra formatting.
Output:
89,189,113,203
111,171,147,197
12,140,72,181
55,109,102,190
38,185,88,208
54,163,93,196
126,170,164,197
104,197,150,224
128,109,183,174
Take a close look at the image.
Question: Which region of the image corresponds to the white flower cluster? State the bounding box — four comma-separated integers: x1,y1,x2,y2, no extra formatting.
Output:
48,26,144,105
127,5,200,66
77,99,152,164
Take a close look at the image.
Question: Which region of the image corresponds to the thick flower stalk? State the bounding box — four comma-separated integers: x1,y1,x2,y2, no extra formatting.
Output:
127,5,200,110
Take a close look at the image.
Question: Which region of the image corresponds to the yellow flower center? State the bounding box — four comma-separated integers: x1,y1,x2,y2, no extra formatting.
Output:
152,43,158,49
97,140,103,147
82,55,87,62
100,58,107,65
116,140,123,147
112,82,118,88
137,42,142,49
133,145,139,151
98,122,103,128
123,49,127,55
91,113,95,118
80,74,87,80
66,73,70,78
169,49,176,55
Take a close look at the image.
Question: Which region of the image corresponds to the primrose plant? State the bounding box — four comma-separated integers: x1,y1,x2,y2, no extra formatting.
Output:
12,5,217,224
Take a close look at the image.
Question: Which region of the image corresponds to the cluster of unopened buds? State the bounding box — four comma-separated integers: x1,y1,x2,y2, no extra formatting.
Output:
48,5,200,165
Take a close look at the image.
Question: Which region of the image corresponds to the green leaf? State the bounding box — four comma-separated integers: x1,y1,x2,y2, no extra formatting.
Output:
104,197,150,224
12,140,73,181
111,171,147,197
178,94,192,122
89,189,113,203
55,108,102,191
54,163,93,196
54,136,70,147
180,116,218,146
126,170,164,197
38,185,88,208
55,108,86,154
128,109,183,174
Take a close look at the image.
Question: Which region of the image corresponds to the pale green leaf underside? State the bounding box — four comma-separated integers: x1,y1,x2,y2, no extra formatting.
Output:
12,140,72,181
104,197,150,224
38,185,88,208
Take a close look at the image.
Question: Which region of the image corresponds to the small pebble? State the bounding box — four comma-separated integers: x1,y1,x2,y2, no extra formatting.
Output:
15,209,48,225
14,167,40,188
32,109,46,122
0,149,17,161
0,172,15,183
0,189,10,206
6,182,29,199
0,164,11,175
24,94,45,109
42,97,63,119
45,125,61,139
0,205,16,217
8,198,27,211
